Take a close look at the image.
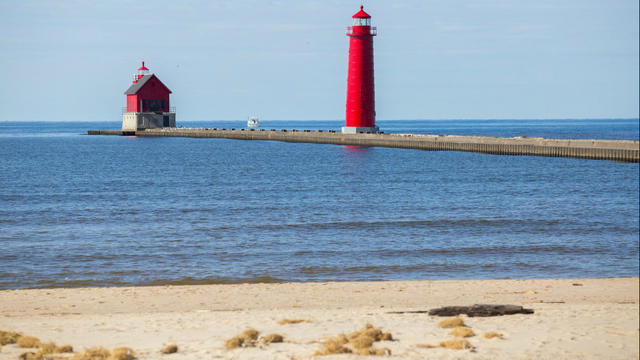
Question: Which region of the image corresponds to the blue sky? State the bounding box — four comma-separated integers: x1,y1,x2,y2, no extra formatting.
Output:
0,0,638,121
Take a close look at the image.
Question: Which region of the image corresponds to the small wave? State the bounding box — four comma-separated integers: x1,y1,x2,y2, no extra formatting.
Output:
27,279,132,289
297,263,499,277
254,218,564,231
144,275,287,286
11,275,289,289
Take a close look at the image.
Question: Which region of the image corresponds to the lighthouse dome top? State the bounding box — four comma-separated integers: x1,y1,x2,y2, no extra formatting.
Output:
352,5,371,19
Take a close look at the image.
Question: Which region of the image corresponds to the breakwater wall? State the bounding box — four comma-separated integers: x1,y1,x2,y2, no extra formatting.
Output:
87,128,639,163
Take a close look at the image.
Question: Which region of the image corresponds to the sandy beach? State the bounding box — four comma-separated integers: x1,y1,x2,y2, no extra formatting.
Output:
1,277,638,359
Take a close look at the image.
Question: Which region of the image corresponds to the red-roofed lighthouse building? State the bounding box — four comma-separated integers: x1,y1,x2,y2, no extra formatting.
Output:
122,62,176,130
343,6,379,133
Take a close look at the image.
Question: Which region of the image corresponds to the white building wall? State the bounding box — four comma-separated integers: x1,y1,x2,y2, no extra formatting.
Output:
122,113,176,131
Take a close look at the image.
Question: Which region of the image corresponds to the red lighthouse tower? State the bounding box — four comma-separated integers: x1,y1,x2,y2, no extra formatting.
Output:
343,5,379,134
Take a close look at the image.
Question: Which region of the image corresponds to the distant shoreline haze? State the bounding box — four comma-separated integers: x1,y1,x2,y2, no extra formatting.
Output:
1,118,639,122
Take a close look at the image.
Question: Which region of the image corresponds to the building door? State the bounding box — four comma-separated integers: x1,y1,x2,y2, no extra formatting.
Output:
163,116,169,127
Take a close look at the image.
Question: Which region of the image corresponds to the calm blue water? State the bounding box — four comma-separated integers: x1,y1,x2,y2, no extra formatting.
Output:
0,119,638,289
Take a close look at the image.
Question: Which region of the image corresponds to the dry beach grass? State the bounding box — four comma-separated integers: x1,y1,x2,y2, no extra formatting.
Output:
160,344,177,354
438,317,465,329
450,326,476,338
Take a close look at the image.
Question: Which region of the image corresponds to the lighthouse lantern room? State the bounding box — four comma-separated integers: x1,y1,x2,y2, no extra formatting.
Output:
122,62,176,131
343,6,379,134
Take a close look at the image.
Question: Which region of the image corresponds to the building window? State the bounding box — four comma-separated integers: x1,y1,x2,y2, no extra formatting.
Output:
161,100,166,110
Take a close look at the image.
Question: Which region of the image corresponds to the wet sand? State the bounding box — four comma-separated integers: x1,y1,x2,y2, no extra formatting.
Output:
1,277,638,359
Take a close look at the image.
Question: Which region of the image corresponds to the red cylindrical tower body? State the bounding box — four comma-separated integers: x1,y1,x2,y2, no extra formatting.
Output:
344,6,378,133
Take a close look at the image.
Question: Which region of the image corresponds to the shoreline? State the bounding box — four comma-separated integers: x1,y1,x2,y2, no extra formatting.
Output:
5,274,640,291
2,274,640,292
1,277,638,359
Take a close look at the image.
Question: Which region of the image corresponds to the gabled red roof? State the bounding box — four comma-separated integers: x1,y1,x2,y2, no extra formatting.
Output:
124,74,172,95
352,5,371,18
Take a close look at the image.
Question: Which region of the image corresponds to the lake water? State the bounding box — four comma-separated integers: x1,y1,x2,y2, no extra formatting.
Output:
0,119,638,289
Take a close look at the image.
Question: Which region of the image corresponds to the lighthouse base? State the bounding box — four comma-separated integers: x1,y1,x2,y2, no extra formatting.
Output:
342,126,380,134
123,112,176,131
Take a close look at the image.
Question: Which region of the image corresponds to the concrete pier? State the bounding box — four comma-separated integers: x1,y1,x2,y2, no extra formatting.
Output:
87,128,639,163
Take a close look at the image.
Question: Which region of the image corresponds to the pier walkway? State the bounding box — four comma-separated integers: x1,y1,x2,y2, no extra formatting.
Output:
88,128,639,163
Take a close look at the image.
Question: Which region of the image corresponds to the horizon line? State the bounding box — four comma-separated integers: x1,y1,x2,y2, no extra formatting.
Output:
2,118,639,123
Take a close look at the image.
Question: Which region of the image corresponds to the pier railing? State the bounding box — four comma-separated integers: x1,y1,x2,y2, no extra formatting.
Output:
122,107,176,114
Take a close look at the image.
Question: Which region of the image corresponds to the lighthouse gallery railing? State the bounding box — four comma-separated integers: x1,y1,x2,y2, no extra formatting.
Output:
123,107,176,114
346,26,377,35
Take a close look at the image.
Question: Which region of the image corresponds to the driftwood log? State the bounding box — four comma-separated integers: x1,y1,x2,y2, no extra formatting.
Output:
428,304,534,317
